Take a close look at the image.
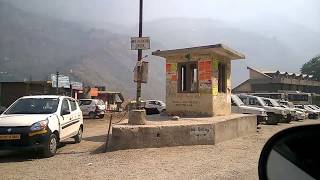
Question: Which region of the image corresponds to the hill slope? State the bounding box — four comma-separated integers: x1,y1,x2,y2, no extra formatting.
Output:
2,1,320,99
0,1,165,99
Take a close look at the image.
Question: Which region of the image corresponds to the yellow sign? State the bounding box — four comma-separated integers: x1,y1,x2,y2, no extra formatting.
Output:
212,59,219,70
212,85,218,96
171,63,177,72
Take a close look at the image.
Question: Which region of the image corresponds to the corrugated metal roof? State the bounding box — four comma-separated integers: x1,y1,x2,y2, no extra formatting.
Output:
248,66,316,80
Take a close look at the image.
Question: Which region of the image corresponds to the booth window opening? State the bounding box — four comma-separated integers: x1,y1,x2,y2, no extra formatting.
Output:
218,62,227,93
178,62,198,93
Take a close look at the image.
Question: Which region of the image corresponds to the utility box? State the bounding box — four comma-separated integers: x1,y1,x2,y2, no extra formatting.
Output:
134,61,149,83
152,44,245,117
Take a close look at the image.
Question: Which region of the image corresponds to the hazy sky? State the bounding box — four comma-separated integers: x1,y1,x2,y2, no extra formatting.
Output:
5,0,320,31
3,0,320,87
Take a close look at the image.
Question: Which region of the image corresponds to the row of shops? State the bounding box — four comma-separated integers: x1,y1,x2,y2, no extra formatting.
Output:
0,76,124,110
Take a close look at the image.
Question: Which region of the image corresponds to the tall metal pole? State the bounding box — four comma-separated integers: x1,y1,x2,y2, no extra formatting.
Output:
56,71,59,95
136,0,143,109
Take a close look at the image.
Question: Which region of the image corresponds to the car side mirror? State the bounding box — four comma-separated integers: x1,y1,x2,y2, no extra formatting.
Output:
258,124,320,180
61,109,71,116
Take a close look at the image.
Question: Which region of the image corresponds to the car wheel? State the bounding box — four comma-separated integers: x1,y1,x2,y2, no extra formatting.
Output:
266,113,278,125
74,127,83,143
144,108,152,115
42,133,58,158
89,112,96,119
98,114,105,119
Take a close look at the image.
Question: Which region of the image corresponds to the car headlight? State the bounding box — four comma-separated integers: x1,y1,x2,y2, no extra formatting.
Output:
30,120,48,131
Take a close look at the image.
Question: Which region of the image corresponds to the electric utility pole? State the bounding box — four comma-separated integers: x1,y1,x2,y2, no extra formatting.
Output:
136,0,143,109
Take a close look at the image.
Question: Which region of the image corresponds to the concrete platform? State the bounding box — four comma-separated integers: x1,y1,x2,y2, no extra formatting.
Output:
110,114,257,151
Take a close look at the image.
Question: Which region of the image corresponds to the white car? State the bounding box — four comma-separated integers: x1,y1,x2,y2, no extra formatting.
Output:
144,100,166,115
306,105,320,113
295,105,319,119
261,97,292,123
79,99,106,119
311,105,320,110
278,100,307,120
237,94,287,125
0,95,83,157
231,95,268,124
294,108,308,120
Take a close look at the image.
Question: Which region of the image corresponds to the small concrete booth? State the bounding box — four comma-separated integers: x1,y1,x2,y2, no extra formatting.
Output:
152,44,245,117
110,44,257,151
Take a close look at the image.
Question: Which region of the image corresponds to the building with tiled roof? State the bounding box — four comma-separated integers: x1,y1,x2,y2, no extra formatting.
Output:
232,67,320,94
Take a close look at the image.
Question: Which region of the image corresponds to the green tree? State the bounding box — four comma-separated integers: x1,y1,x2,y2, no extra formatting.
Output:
301,55,320,80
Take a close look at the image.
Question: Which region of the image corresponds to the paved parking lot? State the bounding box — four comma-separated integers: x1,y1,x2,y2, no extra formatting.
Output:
1,116,320,180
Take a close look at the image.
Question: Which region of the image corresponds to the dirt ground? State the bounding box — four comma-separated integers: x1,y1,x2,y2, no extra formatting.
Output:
0,115,319,180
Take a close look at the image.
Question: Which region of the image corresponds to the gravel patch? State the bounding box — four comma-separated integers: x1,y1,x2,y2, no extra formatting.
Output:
0,118,319,180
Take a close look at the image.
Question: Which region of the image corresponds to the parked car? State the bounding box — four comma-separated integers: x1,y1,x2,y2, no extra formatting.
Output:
79,99,106,119
306,105,320,113
295,105,319,119
231,95,268,124
261,97,293,123
144,100,166,115
278,100,307,120
0,95,83,157
311,105,320,110
237,94,287,125
125,100,147,111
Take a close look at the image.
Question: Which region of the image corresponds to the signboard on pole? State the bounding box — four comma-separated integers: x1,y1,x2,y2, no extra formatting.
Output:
70,81,83,90
51,74,70,88
131,37,150,50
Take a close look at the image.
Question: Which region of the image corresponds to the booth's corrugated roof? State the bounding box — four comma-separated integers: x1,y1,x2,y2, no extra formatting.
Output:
152,44,245,60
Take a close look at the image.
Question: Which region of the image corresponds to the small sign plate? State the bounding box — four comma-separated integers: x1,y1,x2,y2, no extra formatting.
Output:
131,37,150,50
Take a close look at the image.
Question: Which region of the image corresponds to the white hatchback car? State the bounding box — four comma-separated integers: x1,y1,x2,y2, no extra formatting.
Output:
144,100,166,115
0,95,83,157
79,99,106,119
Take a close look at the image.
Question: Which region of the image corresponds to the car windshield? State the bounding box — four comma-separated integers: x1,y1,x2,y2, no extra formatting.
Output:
97,100,105,105
158,101,165,105
232,95,245,106
256,97,266,106
305,106,314,111
287,102,295,108
263,99,272,107
307,105,316,110
5,98,59,114
270,99,281,107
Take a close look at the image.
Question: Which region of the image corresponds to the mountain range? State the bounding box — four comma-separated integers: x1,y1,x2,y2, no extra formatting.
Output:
0,1,165,99
1,1,320,100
